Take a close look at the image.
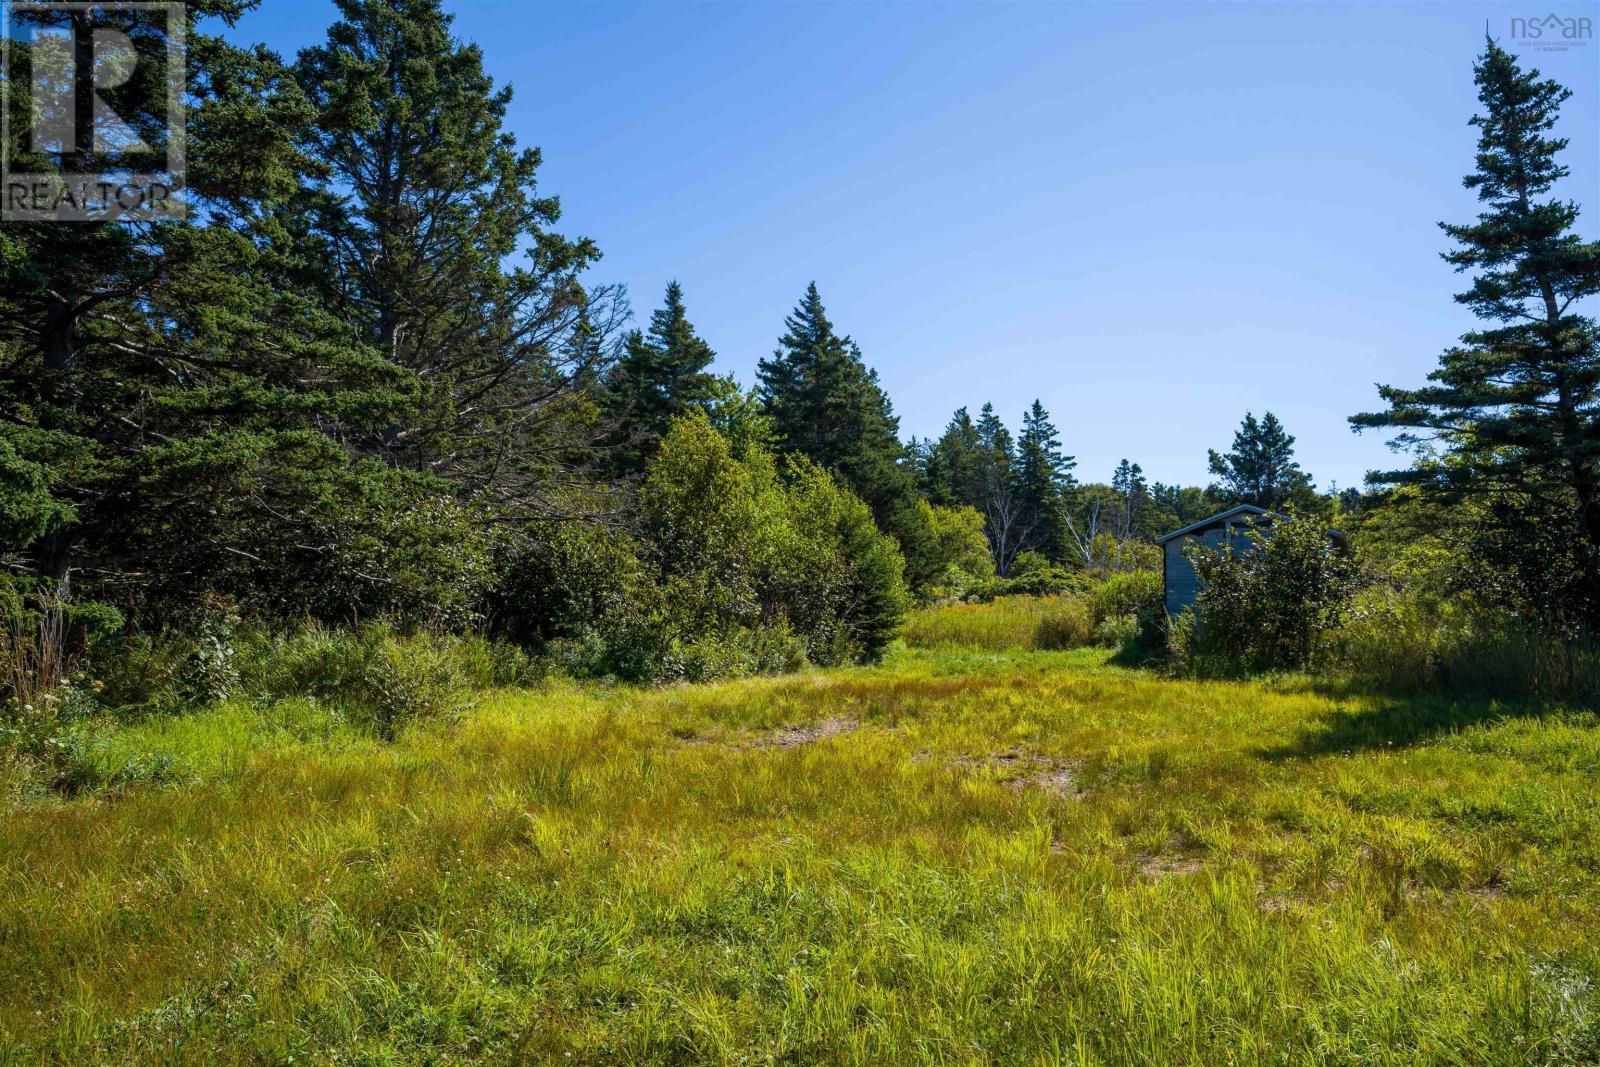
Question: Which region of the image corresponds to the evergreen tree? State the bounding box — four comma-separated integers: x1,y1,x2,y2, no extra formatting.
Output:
1110,459,1149,541
1352,39,1600,625
757,284,937,587
921,407,985,508
601,281,718,475
0,6,425,619
972,403,1025,573
1207,412,1314,511
1014,401,1076,560
293,0,624,501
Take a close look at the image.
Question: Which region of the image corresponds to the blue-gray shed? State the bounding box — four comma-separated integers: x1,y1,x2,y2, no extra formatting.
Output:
1156,504,1281,618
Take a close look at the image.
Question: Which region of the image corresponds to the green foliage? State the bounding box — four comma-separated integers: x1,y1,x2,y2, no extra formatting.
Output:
1207,412,1318,512
919,502,995,583
1181,516,1360,673
601,282,719,475
1352,39,1600,626
1322,591,1599,703
1086,569,1165,652
234,624,521,739
637,414,909,672
757,284,939,590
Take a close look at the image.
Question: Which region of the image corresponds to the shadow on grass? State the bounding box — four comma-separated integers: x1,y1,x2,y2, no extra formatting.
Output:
1260,682,1585,761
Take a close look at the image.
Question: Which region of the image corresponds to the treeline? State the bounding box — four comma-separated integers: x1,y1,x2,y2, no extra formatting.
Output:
2,2,1596,713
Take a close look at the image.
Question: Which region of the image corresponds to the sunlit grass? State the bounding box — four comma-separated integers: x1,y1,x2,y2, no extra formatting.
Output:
901,595,1094,651
1,634,1597,1063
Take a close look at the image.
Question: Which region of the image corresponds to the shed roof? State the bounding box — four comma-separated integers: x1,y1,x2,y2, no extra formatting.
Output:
1155,504,1279,545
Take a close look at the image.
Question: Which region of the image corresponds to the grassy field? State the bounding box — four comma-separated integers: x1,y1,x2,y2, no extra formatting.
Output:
2,608,1598,1063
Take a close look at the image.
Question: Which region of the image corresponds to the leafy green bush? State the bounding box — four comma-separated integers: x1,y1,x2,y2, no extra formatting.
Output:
635,413,908,672
920,502,995,583
1093,613,1141,650
233,624,521,738
1180,515,1359,673
1087,570,1161,625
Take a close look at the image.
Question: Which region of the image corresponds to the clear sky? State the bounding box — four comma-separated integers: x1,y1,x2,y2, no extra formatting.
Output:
225,0,1600,492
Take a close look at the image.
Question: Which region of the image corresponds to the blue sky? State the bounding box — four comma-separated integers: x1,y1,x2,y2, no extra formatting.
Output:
226,1,1599,492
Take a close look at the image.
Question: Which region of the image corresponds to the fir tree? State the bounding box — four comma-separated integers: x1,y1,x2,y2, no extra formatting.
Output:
1014,401,1076,560
602,281,718,475
293,0,624,500
1207,412,1314,511
1110,459,1148,541
0,8,419,616
757,284,938,586
921,407,985,508
972,403,1023,573
1352,39,1600,624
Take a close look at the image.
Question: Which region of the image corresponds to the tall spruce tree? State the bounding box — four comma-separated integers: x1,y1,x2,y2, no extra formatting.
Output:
921,407,985,508
0,4,428,620
1352,39,1600,625
757,283,936,586
972,403,1025,573
1207,412,1314,511
601,281,718,475
1014,401,1076,560
1110,459,1149,541
293,0,624,506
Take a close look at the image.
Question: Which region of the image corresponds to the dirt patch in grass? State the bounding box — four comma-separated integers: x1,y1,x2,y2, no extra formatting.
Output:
680,717,862,749
1137,853,1204,880
753,717,860,748
952,751,1085,798
1135,840,1206,881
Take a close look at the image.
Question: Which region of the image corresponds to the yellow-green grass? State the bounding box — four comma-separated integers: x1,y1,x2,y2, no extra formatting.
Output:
2,643,1597,1064
902,595,1093,651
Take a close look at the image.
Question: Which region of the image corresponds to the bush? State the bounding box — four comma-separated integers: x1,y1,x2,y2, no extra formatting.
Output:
920,502,995,583
233,624,523,738
1181,515,1359,673
1093,613,1141,650
1087,570,1161,626
634,414,908,672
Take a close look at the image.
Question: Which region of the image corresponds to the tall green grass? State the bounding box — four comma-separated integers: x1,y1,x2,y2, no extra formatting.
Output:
900,595,1093,651
2,644,1594,1063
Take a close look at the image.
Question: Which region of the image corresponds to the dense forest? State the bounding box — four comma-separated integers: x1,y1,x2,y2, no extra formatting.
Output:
3,0,1597,748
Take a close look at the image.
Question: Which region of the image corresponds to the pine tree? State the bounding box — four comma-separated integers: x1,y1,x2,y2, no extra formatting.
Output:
602,281,718,475
1207,412,1314,511
972,404,1023,573
293,0,624,500
1110,459,1148,541
0,9,421,618
1352,39,1600,624
921,407,985,508
1014,401,1076,560
756,284,939,587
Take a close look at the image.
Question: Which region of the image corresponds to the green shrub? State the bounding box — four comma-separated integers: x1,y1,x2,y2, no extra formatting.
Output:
1086,570,1162,626
1182,515,1359,673
235,624,501,738
1093,613,1141,650
920,502,995,582
636,414,908,672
